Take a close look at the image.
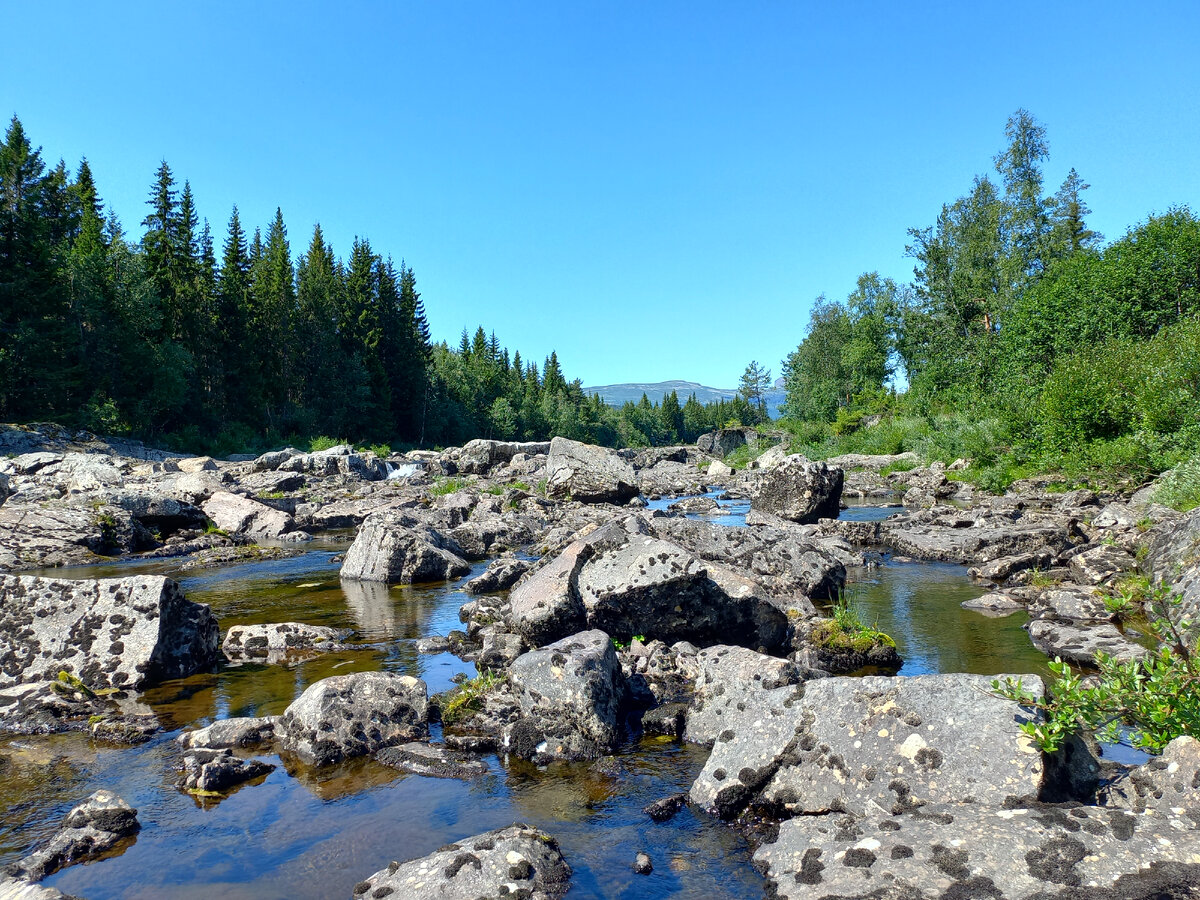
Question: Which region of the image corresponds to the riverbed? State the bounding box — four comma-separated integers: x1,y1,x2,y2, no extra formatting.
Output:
2,504,1061,898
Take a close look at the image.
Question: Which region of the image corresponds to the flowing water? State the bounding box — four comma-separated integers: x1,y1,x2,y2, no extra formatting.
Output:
2,503,1065,898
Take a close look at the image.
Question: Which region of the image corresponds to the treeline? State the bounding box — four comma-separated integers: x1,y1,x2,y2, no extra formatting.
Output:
0,114,754,454
780,109,1200,487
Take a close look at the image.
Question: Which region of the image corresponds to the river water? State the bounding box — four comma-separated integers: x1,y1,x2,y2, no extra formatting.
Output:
3,501,1057,899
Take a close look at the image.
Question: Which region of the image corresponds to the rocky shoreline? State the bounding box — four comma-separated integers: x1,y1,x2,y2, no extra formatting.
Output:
2,422,1199,898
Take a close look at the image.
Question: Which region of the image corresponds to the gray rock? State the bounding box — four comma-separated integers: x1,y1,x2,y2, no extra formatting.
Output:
375,742,488,779
968,549,1055,584
350,824,570,900
221,622,346,663
505,629,624,761
697,428,756,458
706,460,734,479
749,457,844,524
1027,619,1147,667
753,801,1200,900
757,674,1046,818
464,557,532,594
545,437,638,504
1106,735,1200,816
0,500,137,570
177,716,279,750
0,574,219,691
340,511,471,584
0,875,76,898
180,748,274,794
633,851,653,874
1147,506,1200,624
881,511,1074,566
477,630,526,670
9,790,139,883
1069,544,1137,586
201,491,299,541
962,591,1025,613
1027,585,1112,622
508,540,592,646
457,439,551,475
251,447,303,472
278,671,429,766
668,496,721,515
684,645,803,746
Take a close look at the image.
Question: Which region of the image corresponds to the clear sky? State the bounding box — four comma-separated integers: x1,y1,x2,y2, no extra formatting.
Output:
3,2,1198,389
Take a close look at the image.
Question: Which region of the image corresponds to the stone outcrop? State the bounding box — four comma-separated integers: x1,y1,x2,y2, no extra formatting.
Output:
339,511,471,584
7,790,139,883
1147,505,1200,622
544,437,638,504
697,428,757,458
456,439,551,475
1026,619,1147,667
278,671,429,766
201,491,303,542
684,645,804,746
0,501,139,570
350,824,570,900
749,457,844,524
0,575,219,691
690,673,1045,819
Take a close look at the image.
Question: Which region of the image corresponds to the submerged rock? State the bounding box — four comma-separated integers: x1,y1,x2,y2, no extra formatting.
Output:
221,622,346,663
278,671,429,766
375,742,488,779
8,790,139,883
0,574,219,691
351,823,570,900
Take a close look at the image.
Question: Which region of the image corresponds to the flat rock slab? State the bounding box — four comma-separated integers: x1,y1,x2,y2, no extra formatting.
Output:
177,716,279,750
0,574,219,690
1026,619,1147,667
375,742,488,779
279,671,429,766
221,622,346,663
340,511,471,584
754,802,1200,900
881,515,1073,566
1026,586,1111,623
351,823,570,900
0,501,136,570
506,629,625,761
684,645,804,747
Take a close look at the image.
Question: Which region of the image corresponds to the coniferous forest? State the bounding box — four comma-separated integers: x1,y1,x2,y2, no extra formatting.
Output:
0,114,759,456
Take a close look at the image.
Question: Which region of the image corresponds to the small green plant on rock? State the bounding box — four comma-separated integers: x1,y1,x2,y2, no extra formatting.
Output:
441,671,504,725
811,594,895,654
430,476,467,496
993,586,1200,752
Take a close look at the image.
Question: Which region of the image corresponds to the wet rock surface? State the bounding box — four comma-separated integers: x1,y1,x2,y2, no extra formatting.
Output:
221,621,347,663
351,823,570,900
375,742,488,779
0,574,219,691
6,790,139,883
180,748,275,794
278,671,429,766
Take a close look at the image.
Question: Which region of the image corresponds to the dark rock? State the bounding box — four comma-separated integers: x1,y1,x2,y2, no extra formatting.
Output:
642,702,688,739
749,458,844,524
697,428,757,458
375,742,488,779
278,671,429,766
544,437,639,504
0,574,219,691
464,557,532,594
633,851,653,874
8,790,139,882
180,748,274,794
644,793,687,822
340,511,471,584
350,823,570,900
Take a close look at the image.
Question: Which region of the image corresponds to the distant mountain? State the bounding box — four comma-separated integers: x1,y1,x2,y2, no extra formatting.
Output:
582,379,787,419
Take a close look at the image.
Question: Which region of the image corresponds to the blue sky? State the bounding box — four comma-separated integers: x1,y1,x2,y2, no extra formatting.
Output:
3,2,1198,389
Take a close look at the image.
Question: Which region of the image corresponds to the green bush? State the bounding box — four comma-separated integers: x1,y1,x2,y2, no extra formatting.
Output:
310,435,347,452
1155,455,1200,512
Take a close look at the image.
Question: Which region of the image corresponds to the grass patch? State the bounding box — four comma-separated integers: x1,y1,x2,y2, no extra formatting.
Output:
510,481,531,491
430,477,467,496
441,671,504,725
309,435,348,452
810,595,895,654
879,458,919,476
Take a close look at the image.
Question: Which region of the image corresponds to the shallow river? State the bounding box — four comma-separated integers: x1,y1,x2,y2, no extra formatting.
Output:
1,502,1059,898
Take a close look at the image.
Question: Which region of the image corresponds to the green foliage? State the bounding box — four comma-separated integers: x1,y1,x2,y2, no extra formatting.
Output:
440,671,504,725
510,481,531,491
430,477,467,496
1154,456,1200,512
811,594,896,653
993,587,1200,752
309,435,346,452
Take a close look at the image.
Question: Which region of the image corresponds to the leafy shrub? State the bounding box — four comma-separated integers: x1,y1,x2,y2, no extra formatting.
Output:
310,435,346,452
1155,455,1200,512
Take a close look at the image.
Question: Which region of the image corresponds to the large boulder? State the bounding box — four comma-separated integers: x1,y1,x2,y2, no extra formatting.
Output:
201,491,299,541
690,673,1045,819
749,457,844,524
508,540,592,646
754,800,1200,900
339,511,471,584
576,536,791,650
278,671,429,766
0,574,219,690
1026,618,1147,667
544,437,638,504
8,790,139,883
881,508,1075,566
697,427,756,458
505,629,625,761
0,500,138,570
350,824,570,900
457,439,551,475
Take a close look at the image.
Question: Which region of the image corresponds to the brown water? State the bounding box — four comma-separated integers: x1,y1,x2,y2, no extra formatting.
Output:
1,515,1054,899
